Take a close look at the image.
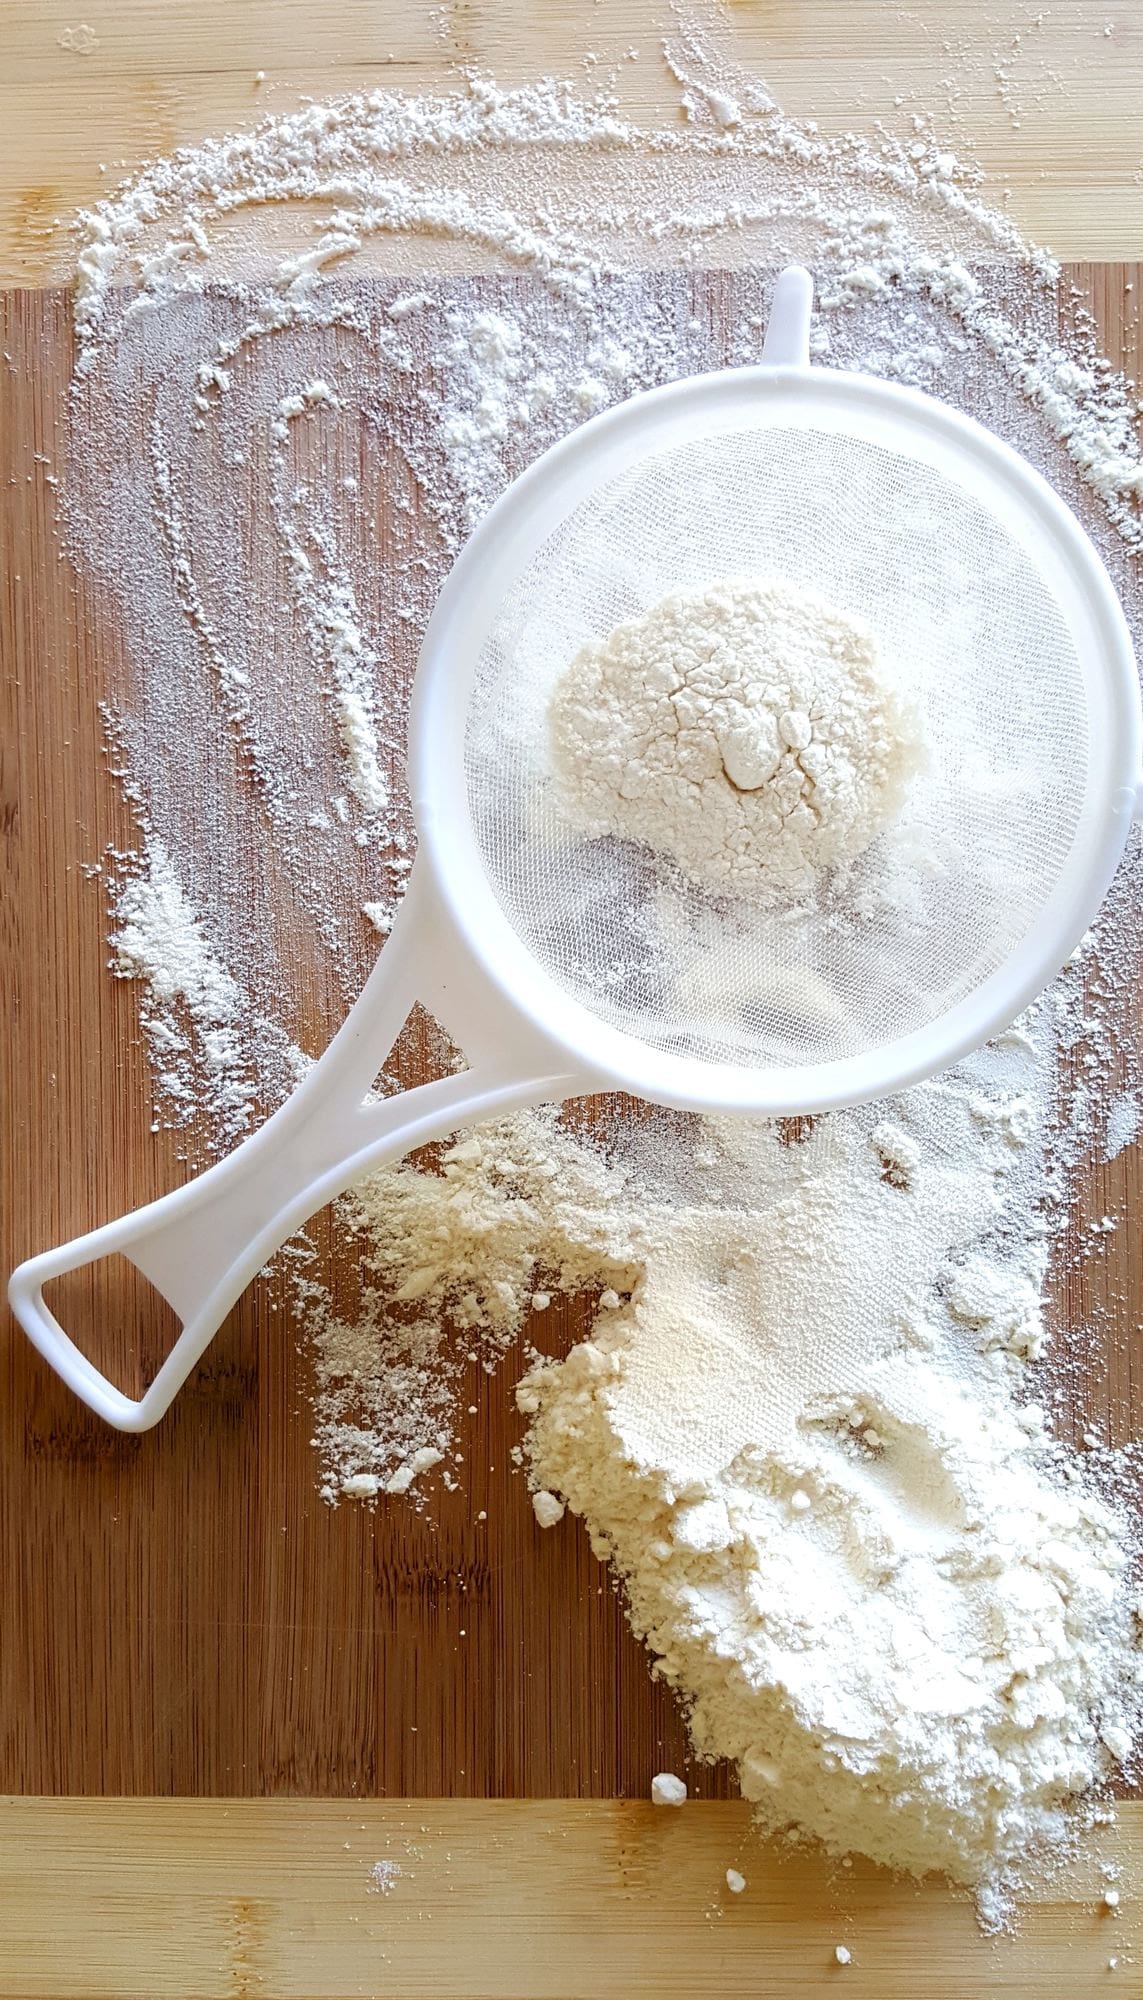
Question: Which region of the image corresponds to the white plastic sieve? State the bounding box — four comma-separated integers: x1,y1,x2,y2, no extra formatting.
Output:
11,267,1143,1430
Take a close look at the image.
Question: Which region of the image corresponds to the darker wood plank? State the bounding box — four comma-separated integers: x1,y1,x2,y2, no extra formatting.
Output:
2,268,1141,1802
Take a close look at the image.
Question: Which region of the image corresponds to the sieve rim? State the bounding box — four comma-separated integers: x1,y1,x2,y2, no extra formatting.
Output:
409,361,1141,1114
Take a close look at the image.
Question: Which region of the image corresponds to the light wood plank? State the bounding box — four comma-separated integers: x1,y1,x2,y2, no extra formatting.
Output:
3,0,1143,278
0,1797,1139,1999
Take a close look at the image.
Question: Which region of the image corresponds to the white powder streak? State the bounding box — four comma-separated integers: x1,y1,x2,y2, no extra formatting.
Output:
111,839,307,1145
272,383,389,820
111,840,254,1139
113,838,243,1019
1105,1092,1140,1162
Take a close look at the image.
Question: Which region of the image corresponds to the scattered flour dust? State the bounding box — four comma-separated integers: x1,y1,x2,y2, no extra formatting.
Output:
367,1858,401,1895
51,7,1143,1927
269,378,390,823
548,578,923,898
110,839,308,1146
303,1111,644,1503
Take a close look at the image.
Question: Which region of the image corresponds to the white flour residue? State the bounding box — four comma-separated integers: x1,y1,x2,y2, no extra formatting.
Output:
58,21,98,54
113,837,242,1022
111,839,307,1146
548,578,923,899
305,1110,643,1502
1105,1091,1140,1163
437,309,557,530
52,22,1143,1917
651,1771,688,1806
270,380,389,822
111,839,255,1141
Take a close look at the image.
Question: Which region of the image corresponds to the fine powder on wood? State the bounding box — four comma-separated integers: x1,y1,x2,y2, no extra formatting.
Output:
57,20,1143,1930
548,578,924,897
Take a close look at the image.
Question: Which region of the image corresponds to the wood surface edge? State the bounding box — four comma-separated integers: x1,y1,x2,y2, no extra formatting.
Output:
0,1796,1141,1999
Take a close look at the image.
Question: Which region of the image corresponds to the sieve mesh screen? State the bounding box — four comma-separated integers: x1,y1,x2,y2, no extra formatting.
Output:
463,421,1089,1069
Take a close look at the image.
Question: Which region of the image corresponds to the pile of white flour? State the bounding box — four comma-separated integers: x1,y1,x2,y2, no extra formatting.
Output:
549,578,923,898
53,12,1143,1925
297,1017,1142,1922
518,1091,1140,1915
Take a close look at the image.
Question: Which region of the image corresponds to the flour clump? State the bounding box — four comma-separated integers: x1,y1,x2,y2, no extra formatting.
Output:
548,578,924,899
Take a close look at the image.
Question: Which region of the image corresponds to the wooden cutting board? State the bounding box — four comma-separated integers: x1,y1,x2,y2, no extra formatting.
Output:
2,261,1143,1998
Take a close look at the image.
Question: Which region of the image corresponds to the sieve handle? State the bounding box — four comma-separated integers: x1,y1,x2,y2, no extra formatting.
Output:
9,865,583,1432
761,266,813,368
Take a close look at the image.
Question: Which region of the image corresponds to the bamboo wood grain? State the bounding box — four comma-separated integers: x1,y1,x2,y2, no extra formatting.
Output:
0,1797,1140,1999
4,3,1143,1987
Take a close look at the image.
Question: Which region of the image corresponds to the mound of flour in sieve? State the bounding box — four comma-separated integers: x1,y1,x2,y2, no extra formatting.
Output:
548,578,924,899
